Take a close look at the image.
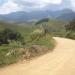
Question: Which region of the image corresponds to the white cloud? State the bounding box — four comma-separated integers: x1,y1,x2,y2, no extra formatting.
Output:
22,0,62,8
22,0,62,4
17,0,62,12
70,0,75,11
19,0,75,11
0,0,21,14
1,0,75,14
0,0,62,14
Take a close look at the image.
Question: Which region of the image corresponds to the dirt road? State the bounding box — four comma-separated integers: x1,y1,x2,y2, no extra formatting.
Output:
0,37,75,75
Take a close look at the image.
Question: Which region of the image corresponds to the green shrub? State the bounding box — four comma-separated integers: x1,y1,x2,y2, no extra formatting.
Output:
0,28,24,45
30,29,44,41
65,31,75,39
65,19,75,39
0,46,23,67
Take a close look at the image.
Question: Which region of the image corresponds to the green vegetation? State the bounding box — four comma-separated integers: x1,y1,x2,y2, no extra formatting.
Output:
0,21,55,67
33,34,55,49
35,18,75,40
0,28,24,45
35,19,67,37
65,19,75,39
35,18,49,25
1,18,75,67
0,46,23,67
0,28,25,67
36,18,75,40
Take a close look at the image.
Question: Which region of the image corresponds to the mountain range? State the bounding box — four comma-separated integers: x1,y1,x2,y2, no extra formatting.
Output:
0,9,75,22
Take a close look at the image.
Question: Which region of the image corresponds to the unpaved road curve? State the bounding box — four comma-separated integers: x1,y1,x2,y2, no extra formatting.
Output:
0,37,75,75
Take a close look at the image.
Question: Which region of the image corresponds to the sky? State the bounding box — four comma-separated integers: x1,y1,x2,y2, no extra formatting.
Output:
0,0,75,14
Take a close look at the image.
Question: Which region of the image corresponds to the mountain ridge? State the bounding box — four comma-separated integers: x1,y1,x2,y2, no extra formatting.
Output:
0,9,75,22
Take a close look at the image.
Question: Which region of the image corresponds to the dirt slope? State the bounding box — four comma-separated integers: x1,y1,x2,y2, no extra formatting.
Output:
0,37,75,75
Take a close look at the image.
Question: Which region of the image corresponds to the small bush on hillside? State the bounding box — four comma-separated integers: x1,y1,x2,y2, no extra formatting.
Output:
0,28,24,45
65,19,75,39
65,31,75,39
65,19,75,31
0,47,23,67
35,18,49,25
30,28,45,41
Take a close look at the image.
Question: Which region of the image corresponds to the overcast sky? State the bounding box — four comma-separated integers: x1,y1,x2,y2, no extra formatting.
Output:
0,0,75,14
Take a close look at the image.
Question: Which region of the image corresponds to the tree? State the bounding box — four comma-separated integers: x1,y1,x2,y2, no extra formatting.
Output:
0,28,24,45
35,18,50,34
65,19,75,39
65,19,75,31
35,18,49,25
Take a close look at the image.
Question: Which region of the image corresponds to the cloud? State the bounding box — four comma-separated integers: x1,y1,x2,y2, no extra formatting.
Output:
16,0,62,8
70,0,75,11
22,0,62,4
14,0,62,12
0,0,62,14
0,0,21,14
19,0,74,11
0,0,75,14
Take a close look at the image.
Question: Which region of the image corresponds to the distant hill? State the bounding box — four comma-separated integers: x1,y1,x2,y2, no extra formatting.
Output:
0,9,75,22
0,12,29,22
56,11,75,21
